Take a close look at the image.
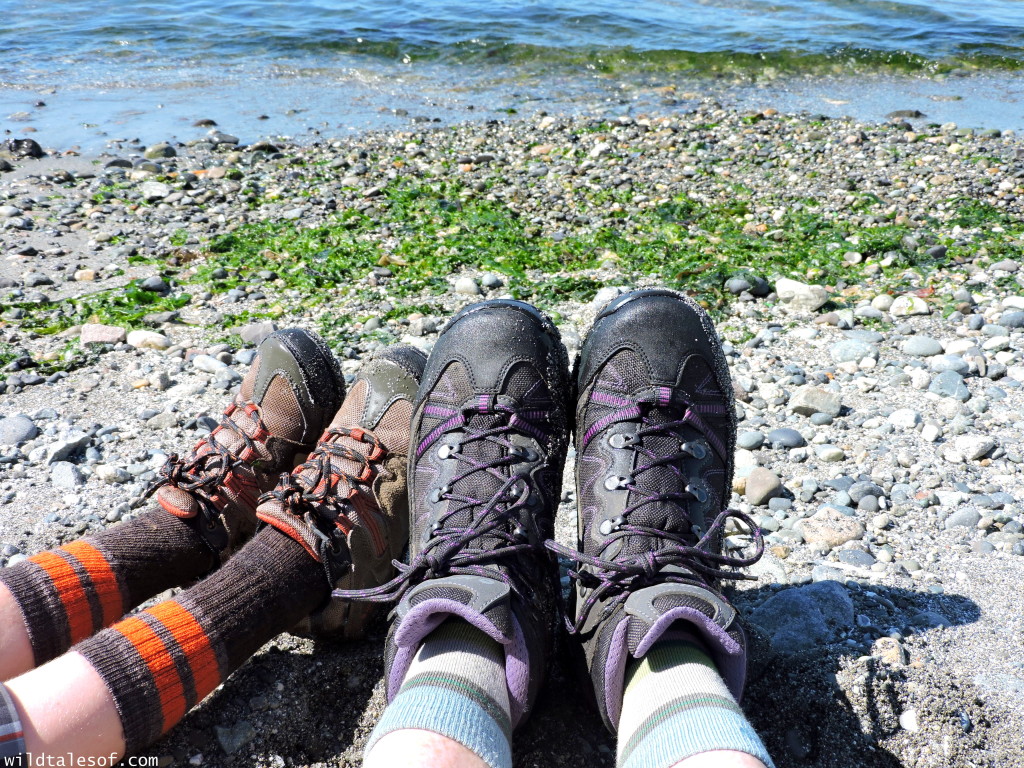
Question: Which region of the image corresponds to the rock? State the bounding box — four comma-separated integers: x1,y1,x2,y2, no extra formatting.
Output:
95,464,131,484
746,468,782,506
0,415,37,445
481,273,504,289
1000,310,1024,329
140,181,171,202
140,276,169,293
830,339,878,363
408,316,437,336
215,721,256,755
454,277,481,295
871,294,895,311
767,428,805,448
929,370,970,401
873,636,907,666
748,581,854,654
945,508,982,529
815,444,845,462
148,412,179,430
737,431,764,450
890,294,930,316
150,371,172,391
50,461,84,488
775,278,829,312
902,336,943,356
238,321,278,346
74,269,96,282
5,138,43,158
889,409,922,428
144,142,177,159
799,508,865,549
954,435,995,461
126,330,171,350
80,323,126,345
899,709,920,733
790,386,842,417
192,354,228,373
46,433,91,464
930,354,969,375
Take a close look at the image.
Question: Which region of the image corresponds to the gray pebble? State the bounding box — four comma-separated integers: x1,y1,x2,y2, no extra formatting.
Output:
737,431,765,450
767,427,805,448
0,415,37,445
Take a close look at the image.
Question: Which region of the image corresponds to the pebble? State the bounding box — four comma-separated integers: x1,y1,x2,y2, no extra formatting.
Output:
775,278,829,312
50,461,84,488
767,427,805,448
789,386,842,417
899,709,920,733
454,277,481,295
928,370,970,401
830,339,878,363
80,323,126,346
746,467,782,506
944,508,982,529
239,321,278,345
902,336,943,357
737,431,765,450
890,294,930,317
799,508,865,549
126,330,171,350
954,435,996,461
0,415,37,445
888,409,922,429
815,444,845,462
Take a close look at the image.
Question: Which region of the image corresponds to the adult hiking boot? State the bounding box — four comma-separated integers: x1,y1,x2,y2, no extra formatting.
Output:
144,328,345,561
258,345,427,639
546,288,764,732
341,300,571,727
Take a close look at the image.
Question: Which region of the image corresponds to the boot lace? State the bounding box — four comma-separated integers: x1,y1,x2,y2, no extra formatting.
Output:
335,396,551,603
544,386,763,634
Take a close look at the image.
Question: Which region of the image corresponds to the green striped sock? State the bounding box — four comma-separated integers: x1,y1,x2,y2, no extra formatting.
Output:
366,620,512,768
617,634,774,768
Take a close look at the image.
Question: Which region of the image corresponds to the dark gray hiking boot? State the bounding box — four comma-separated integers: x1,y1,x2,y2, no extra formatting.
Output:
341,299,571,728
257,345,427,639
145,328,346,561
547,288,764,732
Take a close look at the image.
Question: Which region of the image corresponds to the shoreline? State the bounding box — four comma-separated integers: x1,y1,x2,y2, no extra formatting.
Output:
2,103,1024,767
3,68,1024,155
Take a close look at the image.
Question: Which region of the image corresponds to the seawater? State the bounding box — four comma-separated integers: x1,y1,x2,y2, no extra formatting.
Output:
1,0,1024,149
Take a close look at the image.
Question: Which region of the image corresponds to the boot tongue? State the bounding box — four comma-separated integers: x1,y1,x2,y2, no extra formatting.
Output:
447,411,508,549
155,402,255,517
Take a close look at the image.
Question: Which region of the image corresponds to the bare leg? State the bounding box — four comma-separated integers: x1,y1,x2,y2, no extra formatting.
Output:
674,752,768,768
5,651,124,760
0,583,33,681
365,730,487,768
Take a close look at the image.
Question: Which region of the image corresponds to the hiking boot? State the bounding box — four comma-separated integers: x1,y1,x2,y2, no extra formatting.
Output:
257,345,427,639
547,288,763,732
145,328,345,560
342,300,571,727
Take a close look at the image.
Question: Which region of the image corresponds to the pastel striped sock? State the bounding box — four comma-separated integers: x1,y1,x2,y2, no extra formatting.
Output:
75,527,326,754
617,634,774,768
0,509,216,667
366,620,513,768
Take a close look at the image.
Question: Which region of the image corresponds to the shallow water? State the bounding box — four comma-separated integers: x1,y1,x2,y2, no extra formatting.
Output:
2,1,1024,150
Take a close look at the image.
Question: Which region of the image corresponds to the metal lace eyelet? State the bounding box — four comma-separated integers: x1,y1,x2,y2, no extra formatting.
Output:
608,433,636,449
681,441,707,460
509,445,537,462
430,485,450,503
513,525,528,540
604,475,631,491
599,519,614,535
438,444,459,459
685,483,708,504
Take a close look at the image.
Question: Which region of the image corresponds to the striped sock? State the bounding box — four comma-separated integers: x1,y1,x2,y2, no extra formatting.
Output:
617,633,774,768
366,621,513,768
75,527,326,754
0,509,215,667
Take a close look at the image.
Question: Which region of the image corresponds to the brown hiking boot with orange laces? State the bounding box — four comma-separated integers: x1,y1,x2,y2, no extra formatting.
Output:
257,344,427,639
143,328,346,561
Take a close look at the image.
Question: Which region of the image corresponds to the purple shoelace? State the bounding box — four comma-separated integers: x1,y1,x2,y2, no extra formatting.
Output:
334,397,552,603
546,386,764,634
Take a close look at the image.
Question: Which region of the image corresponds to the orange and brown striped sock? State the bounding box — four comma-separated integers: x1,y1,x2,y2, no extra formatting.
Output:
0,509,216,667
75,527,327,753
